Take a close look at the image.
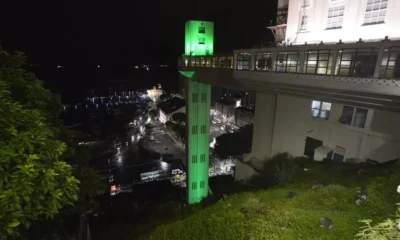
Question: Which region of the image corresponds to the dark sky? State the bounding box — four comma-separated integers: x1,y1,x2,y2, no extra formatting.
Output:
1,0,277,66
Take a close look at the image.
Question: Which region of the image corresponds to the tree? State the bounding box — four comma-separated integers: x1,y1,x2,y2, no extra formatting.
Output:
0,49,79,238
171,112,186,124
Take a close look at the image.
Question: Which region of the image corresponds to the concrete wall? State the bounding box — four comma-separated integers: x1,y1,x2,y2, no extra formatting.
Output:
246,92,277,161
271,94,400,162
286,0,400,44
159,107,186,123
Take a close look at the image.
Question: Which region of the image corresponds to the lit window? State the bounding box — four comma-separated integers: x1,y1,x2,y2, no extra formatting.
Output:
236,53,251,70
300,15,308,31
339,106,368,128
305,50,334,74
311,100,331,120
327,5,345,29
276,51,299,73
255,52,272,71
380,47,400,79
364,0,388,25
300,0,311,8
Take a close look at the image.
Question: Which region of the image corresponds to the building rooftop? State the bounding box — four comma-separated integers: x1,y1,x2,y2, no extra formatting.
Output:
158,97,186,115
236,106,255,114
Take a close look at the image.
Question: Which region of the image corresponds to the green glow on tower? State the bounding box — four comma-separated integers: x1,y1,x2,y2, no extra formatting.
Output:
185,77,211,204
180,20,214,204
185,20,214,56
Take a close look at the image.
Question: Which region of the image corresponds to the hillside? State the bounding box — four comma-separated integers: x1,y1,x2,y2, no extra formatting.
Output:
149,162,400,240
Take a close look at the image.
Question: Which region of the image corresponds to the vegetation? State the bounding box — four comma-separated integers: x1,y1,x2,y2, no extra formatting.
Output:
356,203,400,239
0,49,80,238
214,124,253,158
148,154,400,240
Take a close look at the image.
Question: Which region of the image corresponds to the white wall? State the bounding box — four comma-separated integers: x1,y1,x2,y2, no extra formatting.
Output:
159,107,186,124
286,0,400,44
271,94,400,162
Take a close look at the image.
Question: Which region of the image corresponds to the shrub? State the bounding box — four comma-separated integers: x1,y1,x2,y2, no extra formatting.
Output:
356,203,400,239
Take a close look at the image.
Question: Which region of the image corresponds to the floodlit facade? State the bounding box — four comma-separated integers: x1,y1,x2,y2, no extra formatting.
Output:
178,0,400,182
286,0,400,45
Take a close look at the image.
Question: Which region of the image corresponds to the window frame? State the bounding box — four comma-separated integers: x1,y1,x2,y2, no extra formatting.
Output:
381,47,400,79
339,105,368,128
300,15,308,31
304,49,334,75
336,48,379,77
236,53,251,70
255,52,272,71
311,100,331,120
326,4,345,29
299,0,311,8
275,51,300,73
363,0,388,25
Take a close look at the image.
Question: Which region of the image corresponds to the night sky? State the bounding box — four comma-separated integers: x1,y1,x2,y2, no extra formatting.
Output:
1,0,277,101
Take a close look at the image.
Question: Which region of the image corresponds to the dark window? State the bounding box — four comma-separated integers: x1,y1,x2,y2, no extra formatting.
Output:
198,37,205,45
200,125,206,134
200,154,206,162
304,50,334,75
201,93,207,103
192,155,197,164
192,93,198,103
255,52,272,71
200,181,205,189
236,53,251,70
192,125,198,134
339,106,368,128
339,106,354,125
333,146,345,162
198,26,205,34
336,48,378,77
192,182,197,190
275,51,299,73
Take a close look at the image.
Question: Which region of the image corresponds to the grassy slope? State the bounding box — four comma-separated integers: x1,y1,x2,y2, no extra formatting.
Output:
149,164,400,240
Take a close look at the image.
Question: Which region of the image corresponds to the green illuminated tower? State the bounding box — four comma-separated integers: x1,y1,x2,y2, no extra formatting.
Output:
185,21,214,56
180,20,213,204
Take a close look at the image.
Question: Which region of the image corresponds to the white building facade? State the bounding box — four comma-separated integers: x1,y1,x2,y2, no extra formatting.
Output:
286,0,400,45
178,0,400,181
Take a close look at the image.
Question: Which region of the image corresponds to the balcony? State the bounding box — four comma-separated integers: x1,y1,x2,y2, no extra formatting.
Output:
178,40,400,111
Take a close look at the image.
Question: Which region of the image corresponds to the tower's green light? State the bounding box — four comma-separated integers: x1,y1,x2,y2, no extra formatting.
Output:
185,20,214,56
181,20,214,204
